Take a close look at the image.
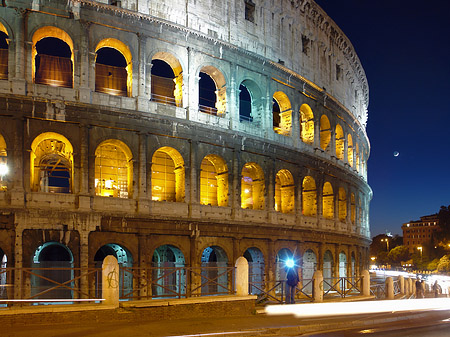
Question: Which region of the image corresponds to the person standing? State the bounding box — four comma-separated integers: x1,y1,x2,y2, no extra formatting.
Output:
285,263,299,304
415,278,423,299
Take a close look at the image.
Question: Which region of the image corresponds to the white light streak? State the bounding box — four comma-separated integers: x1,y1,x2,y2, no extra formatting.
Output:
265,298,450,318
170,331,260,337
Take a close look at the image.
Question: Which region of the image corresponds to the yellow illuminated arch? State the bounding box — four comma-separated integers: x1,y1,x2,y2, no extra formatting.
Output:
274,169,294,213
335,124,344,160
152,52,183,107
95,139,133,198
272,91,292,136
0,23,8,81
200,65,227,116
200,154,228,207
151,147,185,202
31,26,74,84
300,104,314,145
320,115,331,151
322,182,334,220
347,134,353,167
302,176,317,217
241,162,265,210
350,193,356,223
30,132,74,193
95,38,132,96
355,143,360,172
338,187,347,222
0,134,7,190
0,22,8,36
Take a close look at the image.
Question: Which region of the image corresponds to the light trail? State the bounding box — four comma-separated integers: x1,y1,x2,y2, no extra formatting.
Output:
265,298,450,318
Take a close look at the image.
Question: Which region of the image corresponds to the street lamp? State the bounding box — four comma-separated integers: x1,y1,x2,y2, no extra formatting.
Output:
417,246,423,261
381,238,389,251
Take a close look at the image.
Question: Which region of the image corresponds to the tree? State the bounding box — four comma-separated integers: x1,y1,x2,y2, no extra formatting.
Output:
437,255,450,273
437,205,450,242
387,245,410,266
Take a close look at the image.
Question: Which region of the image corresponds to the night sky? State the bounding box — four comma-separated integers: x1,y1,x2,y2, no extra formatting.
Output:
314,1,450,237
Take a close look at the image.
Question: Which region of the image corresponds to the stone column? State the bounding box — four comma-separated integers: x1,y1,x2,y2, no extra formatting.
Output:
79,230,89,299
102,256,119,307
231,149,239,218
137,34,149,111
228,64,238,129
137,133,149,213
361,270,370,296
235,257,249,296
313,270,323,302
12,9,27,94
189,236,201,297
398,276,405,295
385,277,394,300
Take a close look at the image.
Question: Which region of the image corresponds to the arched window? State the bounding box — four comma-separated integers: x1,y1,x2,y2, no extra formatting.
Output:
322,182,334,220
0,24,8,80
323,250,333,290
151,147,185,202
320,115,331,151
151,53,183,107
339,251,347,278
239,84,252,122
338,187,347,222
152,244,185,297
198,66,227,116
302,176,317,216
300,104,314,144
0,134,7,190
95,140,133,198
95,39,132,97
274,169,294,213
302,249,317,293
347,134,353,167
241,162,265,210
243,247,265,295
272,91,292,136
30,132,73,193
32,27,74,88
201,246,228,295
335,125,344,160
200,154,228,207
356,143,360,172
350,193,356,224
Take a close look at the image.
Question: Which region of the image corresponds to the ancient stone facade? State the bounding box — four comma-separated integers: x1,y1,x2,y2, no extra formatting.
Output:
0,0,371,298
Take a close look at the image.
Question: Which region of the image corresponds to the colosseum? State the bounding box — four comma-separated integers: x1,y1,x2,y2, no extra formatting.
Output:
0,0,371,301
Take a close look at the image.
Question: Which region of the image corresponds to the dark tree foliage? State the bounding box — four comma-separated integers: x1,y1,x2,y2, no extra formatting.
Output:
437,205,450,241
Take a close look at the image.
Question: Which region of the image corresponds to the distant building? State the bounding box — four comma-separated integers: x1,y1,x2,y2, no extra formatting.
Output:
402,214,439,253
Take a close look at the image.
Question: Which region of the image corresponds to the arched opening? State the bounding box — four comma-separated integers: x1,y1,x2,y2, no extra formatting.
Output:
151,147,185,202
335,124,345,160
31,242,74,299
199,66,226,116
200,154,228,207
322,182,334,220
272,91,292,136
0,248,7,301
338,187,347,222
151,53,183,107
0,134,8,191
201,246,228,295
199,72,218,115
243,247,265,295
302,249,317,294
356,143,360,172
339,251,347,279
241,162,265,210
347,134,353,167
302,176,317,216
30,133,74,193
95,140,133,198
152,245,186,298
275,248,294,294
350,193,356,224
239,83,252,122
33,27,73,88
300,104,314,145
351,252,356,278
274,169,294,213
320,115,331,151
95,47,128,96
94,243,133,300
0,26,8,80
323,250,333,291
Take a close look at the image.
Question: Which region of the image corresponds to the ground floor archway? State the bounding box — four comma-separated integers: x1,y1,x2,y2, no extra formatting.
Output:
152,244,186,298
201,246,228,295
244,247,265,295
302,249,317,294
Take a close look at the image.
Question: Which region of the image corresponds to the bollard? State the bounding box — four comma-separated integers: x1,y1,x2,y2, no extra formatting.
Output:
235,256,249,296
404,277,410,296
312,270,323,302
361,270,370,296
398,276,404,295
385,277,394,300
102,255,120,307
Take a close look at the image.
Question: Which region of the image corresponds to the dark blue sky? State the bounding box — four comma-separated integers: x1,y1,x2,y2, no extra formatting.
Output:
314,0,450,237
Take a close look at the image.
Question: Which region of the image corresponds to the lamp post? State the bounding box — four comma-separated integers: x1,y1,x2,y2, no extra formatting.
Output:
417,246,423,262
382,238,389,251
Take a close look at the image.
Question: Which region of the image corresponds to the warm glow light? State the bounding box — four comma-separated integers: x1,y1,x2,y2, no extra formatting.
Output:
0,163,8,176
105,179,113,189
95,178,99,187
285,258,295,268
244,189,250,194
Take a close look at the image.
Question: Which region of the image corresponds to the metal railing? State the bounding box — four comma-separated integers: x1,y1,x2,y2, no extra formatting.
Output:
323,277,363,298
151,93,177,106
370,283,386,299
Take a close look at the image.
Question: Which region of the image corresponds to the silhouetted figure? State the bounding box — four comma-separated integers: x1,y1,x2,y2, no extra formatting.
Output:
285,264,299,304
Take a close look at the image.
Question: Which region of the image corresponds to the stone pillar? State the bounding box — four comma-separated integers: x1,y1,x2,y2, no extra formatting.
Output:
361,269,370,296
137,34,149,111
12,9,27,94
385,277,394,300
267,159,274,211
13,225,24,301
235,257,249,296
399,276,405,295
313,270,323,302
102,255,120,307
231,150,239,218
137,133,149,213
79,230,89,299
189,236,201,297
228,64,238,128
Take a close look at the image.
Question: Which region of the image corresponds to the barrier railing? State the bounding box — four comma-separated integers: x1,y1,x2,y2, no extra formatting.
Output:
323,277,362,298
370,283,386,299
